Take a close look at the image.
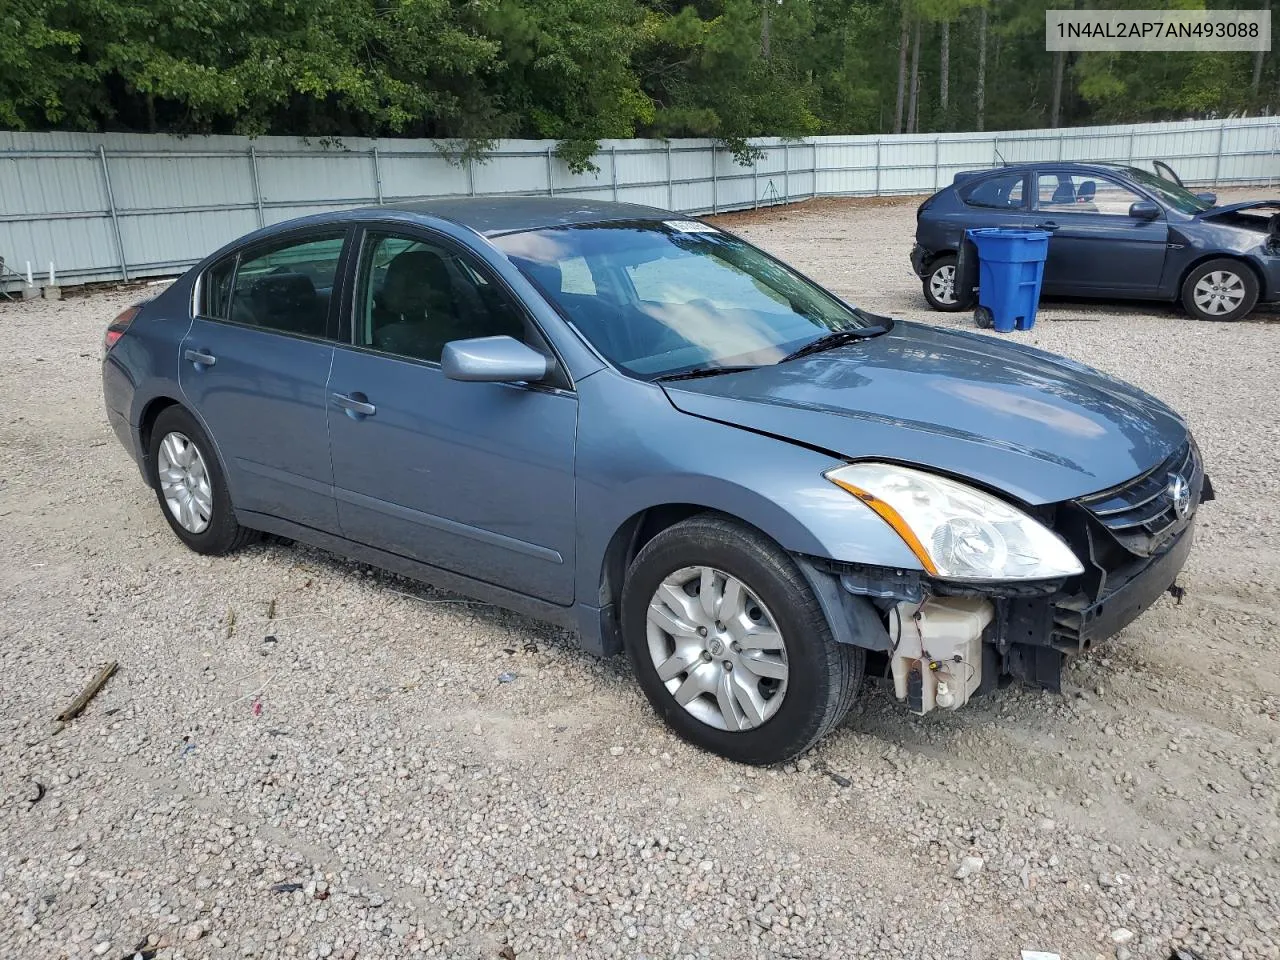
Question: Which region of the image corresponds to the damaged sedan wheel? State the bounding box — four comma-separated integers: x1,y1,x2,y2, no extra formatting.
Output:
621,513,864,765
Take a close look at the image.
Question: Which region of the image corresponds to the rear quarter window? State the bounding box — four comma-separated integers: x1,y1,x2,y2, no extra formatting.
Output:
201,257,236,319
960,173,1026,210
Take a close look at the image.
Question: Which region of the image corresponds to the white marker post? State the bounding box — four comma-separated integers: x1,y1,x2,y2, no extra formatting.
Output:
44,260,61,300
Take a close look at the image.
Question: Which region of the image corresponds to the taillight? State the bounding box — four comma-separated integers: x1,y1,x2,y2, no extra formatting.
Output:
104,305,139,356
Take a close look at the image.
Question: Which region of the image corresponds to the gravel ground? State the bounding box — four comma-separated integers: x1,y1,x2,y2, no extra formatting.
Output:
2,190,1278,960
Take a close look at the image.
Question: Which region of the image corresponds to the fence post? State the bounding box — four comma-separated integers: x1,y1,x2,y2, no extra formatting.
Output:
466,154,475,197
1057,132,1065,161
667,142,674,209
933,137,941,191
547,146,555,196
611,146,618,202
372,146,384,204
711,145,718,214
98,145,129,281
1213,120,1227,185
249,146,266,225
992,136,1000,166
781,142,789,203
1126,131,1135,166
874,139,881,195
753,151,759,209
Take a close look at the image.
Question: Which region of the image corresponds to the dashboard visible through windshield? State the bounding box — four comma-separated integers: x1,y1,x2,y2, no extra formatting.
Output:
493,220,878,379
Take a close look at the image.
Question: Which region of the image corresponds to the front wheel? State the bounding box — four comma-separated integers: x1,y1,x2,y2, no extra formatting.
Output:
922,254,971,312
620,514,864,765
1181,259,1258,322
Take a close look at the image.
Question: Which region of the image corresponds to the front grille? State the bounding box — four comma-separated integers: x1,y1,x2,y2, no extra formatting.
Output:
1077,441,1200,556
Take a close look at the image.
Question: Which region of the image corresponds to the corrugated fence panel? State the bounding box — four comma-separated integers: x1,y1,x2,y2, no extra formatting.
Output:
0,154,105,217
1,118,1276,289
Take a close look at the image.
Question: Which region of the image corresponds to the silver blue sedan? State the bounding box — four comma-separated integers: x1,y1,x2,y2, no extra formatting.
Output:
103,199,1210,763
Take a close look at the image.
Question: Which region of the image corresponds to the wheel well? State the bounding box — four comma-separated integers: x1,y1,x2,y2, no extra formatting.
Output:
1178,254,1266,301
138,396,180,484
597,504,717,608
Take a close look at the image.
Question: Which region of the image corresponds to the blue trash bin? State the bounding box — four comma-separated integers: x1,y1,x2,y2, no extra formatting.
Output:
966,227,1050,332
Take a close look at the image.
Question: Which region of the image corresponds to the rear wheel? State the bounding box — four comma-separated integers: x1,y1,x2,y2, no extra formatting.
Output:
148,406,255,556
620,514,864,765
922,254,970,312
1181,259,1258,322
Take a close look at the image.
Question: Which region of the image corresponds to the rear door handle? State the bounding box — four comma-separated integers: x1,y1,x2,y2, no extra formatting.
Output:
331,392,376,418
1036,221,1060,232
184,348,217,367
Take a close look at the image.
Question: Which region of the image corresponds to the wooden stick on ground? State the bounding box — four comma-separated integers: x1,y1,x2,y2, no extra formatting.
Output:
55,661,118,722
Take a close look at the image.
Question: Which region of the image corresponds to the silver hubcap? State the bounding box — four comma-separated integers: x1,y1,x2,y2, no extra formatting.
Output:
157,431,212,534
1193,270,1245,315
930,264,957,304
645,566,789,732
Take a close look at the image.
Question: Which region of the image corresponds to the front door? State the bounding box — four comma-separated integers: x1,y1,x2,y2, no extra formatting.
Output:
179,230,349,532
1032,170,1168,296
326,227,578,604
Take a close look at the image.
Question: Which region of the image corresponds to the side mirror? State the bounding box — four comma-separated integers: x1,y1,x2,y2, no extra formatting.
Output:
1195,192,1217,205
441,336,550,384
1129,200,1160,221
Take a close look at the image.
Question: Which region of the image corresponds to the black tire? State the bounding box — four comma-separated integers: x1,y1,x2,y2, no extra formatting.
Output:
620,514,864,765
922,254,970,312
148,406,255,556
974,305,994,329
1181,258,1258,322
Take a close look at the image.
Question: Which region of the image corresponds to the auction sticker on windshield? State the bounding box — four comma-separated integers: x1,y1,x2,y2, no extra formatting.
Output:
663,220,720,233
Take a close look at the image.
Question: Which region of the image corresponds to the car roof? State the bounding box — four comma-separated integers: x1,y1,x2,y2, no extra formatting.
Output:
384,197,674,236
252,197,677,244
956,161,1140,182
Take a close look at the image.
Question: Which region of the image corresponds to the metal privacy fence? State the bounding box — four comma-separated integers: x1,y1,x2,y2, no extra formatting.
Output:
1,116,1277,290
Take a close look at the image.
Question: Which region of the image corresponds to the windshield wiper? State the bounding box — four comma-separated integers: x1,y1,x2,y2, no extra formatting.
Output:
654,365,760,383
781,322,892,362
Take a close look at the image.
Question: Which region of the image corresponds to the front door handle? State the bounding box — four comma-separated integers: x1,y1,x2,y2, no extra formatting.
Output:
1036,221,1060,232
184,348,217,367
332,392,376,418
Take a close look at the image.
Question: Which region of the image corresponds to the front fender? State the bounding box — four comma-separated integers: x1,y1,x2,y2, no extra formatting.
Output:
573,371,923,607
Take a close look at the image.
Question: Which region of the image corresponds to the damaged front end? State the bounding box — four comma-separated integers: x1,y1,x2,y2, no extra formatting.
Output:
802,440,1213,715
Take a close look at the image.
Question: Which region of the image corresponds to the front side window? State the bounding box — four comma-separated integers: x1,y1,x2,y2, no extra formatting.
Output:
494,221,877,379
356,232,527,364
1037,173,1143,217
960,173,1026,210
227,234,345,337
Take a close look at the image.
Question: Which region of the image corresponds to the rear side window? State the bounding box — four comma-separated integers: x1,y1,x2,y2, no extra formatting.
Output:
201,257,236,319
227,234,345,338
960,173,1026,210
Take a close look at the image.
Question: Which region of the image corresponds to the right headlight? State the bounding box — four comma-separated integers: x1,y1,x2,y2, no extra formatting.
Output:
825,462,1084,581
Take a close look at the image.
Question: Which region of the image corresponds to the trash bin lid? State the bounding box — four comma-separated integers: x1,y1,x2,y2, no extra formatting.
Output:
966,227,1052,241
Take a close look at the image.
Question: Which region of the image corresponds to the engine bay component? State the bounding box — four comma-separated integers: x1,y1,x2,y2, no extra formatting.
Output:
890,597,993,714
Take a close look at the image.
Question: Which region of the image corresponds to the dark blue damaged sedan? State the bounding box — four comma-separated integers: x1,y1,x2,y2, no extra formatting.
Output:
912,161,1280,321
103,198,1212,764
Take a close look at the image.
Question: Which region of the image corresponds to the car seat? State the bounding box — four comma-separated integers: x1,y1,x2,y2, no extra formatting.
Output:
1049,180,1076,205
248,273,325,336
373,249,463,360
1075,180,1099,212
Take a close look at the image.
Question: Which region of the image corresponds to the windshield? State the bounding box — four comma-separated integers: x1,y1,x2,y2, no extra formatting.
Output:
492,220,876,379
1122,166,1213,214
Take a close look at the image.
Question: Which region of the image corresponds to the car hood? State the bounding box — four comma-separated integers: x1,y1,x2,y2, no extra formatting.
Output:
661,322,1188,506
1196,199,1280,220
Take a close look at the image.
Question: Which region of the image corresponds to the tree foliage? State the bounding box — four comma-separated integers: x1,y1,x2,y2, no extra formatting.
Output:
2,0,1275,162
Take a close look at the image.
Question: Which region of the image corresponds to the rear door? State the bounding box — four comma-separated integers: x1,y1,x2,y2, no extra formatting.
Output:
1032,170,1168,296
179,229,350,532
